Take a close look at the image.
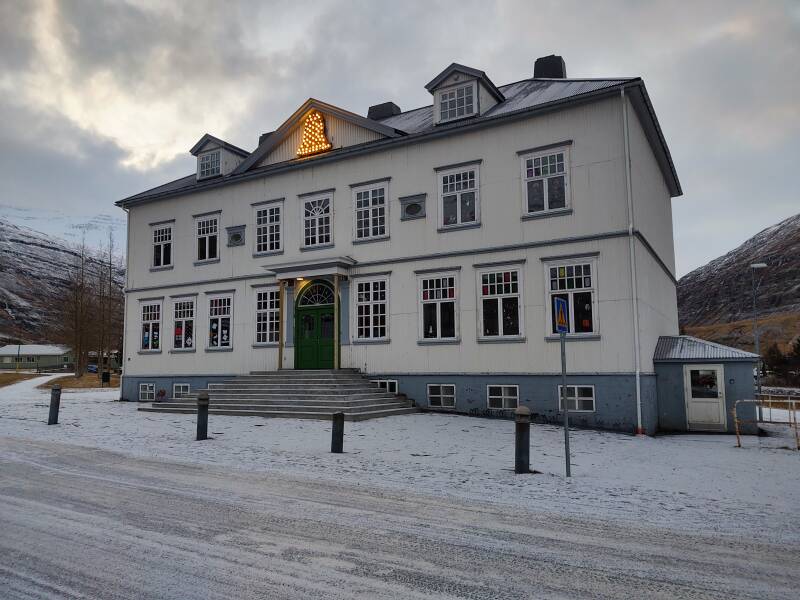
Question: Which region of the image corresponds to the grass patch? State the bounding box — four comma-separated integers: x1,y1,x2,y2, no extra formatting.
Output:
0,372,39,388
38,374,120,390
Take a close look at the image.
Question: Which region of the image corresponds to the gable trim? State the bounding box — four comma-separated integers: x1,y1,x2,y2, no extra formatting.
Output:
189,133,249,157
425,62,505,102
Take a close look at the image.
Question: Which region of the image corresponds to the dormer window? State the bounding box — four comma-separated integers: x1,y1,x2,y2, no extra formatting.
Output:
438,82,476,122
198,150,220,178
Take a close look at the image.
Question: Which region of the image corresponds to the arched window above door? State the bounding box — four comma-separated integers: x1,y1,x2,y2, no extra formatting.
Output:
298,282,335,306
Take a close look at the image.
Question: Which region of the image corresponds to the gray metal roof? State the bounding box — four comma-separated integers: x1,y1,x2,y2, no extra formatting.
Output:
0,344,70,356
653,336,759,362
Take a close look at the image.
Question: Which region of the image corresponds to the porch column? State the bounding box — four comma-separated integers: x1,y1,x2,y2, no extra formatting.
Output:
277,280,286,370
333,274,340,370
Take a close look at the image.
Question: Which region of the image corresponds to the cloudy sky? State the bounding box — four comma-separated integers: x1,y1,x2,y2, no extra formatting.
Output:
0,0,797,276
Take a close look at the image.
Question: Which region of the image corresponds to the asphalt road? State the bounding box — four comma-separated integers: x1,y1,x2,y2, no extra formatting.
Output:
0,437,796,599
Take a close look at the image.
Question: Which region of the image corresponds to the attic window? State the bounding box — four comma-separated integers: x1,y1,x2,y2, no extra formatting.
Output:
199,150,221,178
438,82,475,122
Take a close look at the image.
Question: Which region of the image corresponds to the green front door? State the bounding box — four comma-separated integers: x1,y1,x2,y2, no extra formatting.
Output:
295,306,335,369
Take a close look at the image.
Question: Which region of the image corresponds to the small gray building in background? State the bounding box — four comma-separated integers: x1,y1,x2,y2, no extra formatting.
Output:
654,336,758,434
0,344,72,371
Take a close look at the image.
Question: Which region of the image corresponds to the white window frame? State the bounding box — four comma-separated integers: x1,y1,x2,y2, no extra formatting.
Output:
140,301,162,351
417,271,460,341
301,192,333,248
139,383,155,401
172,298,195,350
254,201,283,255
151,224,173,268
558,384,596,413
198,150,221,178
436,81,477,123
354,277,389,341
173,383,191,399
476,266,524,340
195,215,219,262
207,294,233,349
487,384,519,410
427,383,456,409
544,258,599,337
371,379,398,394
437,165,480,229
255,288,281,345
520,147,571,215
352,182,389,242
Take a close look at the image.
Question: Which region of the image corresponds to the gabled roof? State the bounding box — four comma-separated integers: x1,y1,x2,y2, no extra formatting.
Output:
233,98,405,175
653,336,759,362
425,62,505,102
189,133,249,157
0,344,70,356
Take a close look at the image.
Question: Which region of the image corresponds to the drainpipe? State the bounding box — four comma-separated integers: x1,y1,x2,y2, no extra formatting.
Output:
621,88,644,435
121,206,131,400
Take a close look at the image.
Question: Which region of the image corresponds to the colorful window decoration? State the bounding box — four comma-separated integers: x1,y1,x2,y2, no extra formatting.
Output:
208,296,232,348
480,270,521,337
548,263,594,334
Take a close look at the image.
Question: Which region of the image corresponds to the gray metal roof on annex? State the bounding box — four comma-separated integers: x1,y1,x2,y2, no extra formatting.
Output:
0,344,70,356
653,336,759,362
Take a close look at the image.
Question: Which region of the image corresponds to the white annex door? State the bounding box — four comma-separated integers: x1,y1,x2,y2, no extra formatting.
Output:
683,364,726,431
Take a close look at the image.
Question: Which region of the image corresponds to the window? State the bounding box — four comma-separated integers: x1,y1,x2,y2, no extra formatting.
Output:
255,203,282,253
255,289,280,344
428,384,456,408
479,268,522,338
208,295,233,348
372,379,398,394
438,83,475,122
303,196,332,247
558,385,596,412
523,149,569,214
419,275,457,340
547,262,596,335
356,278,388,340
354,185,387,240
141,303,161,351
173,300,195,350
139,383,155,401
152,225,172,268
173,383,191,399
199,150,220,178
196,216,219,262
439,167,478,227
488,385,519,410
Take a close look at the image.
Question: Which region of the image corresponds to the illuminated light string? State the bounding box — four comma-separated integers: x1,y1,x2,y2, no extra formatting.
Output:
296,110,333,157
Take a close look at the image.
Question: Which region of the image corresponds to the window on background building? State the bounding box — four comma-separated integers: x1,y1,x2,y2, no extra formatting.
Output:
199,150,220,178
141,303,161,350
438,83,475,122
196,216,219,261
439,167,479,228
255,204,282,253
173,300,195,350
428,384,456,408
558,385,596,412
354,185,387,240
255,289,280,344
420,275,457,340
208,295,232,348
173,383,191,398
547,262,595,334
139,383,155,401
303,196,332,247
479,269,522,338
371,379,398,393
523,149,569,214
487,385,519,410
356,278,388,340
152,225,172,268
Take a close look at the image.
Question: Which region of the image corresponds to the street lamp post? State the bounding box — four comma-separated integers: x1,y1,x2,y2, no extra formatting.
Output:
750,262,768,401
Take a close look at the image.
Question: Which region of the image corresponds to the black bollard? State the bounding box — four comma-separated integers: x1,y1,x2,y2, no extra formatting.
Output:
515,406,531,474
196,391,209,441
331,411,344,453
47,384,62,425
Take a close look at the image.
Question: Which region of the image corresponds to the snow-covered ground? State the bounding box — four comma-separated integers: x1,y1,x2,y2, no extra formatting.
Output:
2,375,798,543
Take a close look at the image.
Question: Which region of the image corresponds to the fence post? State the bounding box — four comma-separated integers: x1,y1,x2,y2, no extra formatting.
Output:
515,406,531,474
196,391,209,441
47,384,62,425
331,412,344,453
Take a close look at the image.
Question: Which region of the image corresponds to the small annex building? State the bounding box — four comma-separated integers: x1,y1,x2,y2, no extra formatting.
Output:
0,344,72,371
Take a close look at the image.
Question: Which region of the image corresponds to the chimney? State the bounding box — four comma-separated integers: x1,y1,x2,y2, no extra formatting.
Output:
367,102,401,121
258,131,273,146
534,55,567,79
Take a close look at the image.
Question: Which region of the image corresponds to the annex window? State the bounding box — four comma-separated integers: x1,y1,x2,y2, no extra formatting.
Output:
428,384,456,408
139,383,155,401
303,196,332,247
420,274,457,340
354,185,387,240
255,289,280,344
558,385,596,412
255,203,282,254
356,278,388,340
173,383,191,399
479,268,522,338
196,216,219,262
372,379,398,394
152,225,172,268
199,150,220,178
208,295,233,348
487,385,519,410
438,83,475,122
140,303,161,351
439,167,478,228
523,149,569,214
173,299,195,350
547,262,596,335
